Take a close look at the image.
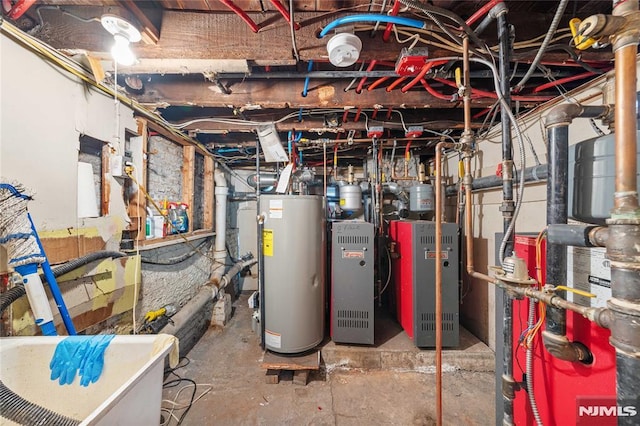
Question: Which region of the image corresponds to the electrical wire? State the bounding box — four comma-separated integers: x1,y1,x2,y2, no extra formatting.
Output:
513,0,570,91
289,0,299,62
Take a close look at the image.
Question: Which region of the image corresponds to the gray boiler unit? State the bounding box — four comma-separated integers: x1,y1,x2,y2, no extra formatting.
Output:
261,195,326,354
331,221,375,345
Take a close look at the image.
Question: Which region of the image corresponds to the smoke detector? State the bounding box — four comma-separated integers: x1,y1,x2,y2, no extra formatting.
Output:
326,33,362,67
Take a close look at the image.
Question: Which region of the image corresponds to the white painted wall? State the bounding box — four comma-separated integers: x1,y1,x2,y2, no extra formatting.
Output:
451,62,639,350
0,34,136,233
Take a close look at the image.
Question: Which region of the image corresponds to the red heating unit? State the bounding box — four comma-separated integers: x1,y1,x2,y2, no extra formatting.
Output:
512,235,616,426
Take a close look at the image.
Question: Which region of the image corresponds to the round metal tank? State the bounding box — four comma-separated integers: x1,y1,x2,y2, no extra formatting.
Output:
409,184,434,212
571,130,640,224
261,195,326,354
339,184,362,211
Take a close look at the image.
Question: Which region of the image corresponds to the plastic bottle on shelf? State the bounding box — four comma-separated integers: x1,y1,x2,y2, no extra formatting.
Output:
145,207,154,239
178,203,189,233
168,202,179,235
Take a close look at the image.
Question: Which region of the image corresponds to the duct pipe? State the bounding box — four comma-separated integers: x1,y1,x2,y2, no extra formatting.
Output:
607,0,640,418
543,103,611,364
445,165,547,196
247,173,278,188
211,166,229,285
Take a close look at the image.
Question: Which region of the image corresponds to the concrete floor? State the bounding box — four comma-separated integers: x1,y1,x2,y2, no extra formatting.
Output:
162,294,496,425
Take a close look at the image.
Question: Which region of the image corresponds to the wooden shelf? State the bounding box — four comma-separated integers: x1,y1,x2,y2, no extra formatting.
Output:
127,230,215,252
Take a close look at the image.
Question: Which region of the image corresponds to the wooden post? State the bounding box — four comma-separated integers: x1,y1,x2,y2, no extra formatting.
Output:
182,146,196,231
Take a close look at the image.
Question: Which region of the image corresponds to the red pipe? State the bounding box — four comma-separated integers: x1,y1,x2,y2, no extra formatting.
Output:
218,0,260,33
386,107,393,120
420,79,452,101
268,0,300,30
368,76,391,91
434,78,552,102
464,0,503,27
383,0,402,42
354,107,362,122
401,60,447,93
372,109,378,119
472,108,492,119
7,0,37,19
356,60,378,94
386,76,409,92
532,71,597,93
342,110,349,123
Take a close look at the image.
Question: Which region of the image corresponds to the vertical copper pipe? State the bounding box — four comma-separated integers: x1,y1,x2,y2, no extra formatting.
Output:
614,43,639,209
463,37,472,134
434,141,455,426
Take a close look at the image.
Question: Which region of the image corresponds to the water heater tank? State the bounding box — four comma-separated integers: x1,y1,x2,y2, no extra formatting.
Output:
409,184,434,213
261,195,326,354
570,130,640,224
340,184,362,211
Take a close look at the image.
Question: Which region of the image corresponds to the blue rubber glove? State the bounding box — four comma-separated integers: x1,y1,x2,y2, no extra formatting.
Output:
49,336,91,385
50,335,115,386
78,334,114,387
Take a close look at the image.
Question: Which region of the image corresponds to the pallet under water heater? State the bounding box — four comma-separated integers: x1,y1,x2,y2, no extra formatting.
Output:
389,220,459,348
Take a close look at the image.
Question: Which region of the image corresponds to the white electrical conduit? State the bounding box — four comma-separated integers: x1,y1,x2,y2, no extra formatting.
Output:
211,166,229,285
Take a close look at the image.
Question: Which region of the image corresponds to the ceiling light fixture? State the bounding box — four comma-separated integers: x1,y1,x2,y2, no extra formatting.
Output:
100,14,141,66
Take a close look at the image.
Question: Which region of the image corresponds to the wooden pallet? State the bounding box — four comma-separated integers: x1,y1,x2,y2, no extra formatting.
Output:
261,350,320,385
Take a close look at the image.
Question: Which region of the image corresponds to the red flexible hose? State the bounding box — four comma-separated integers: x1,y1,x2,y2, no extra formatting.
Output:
465,0,503,27
401,64,432,93
383,0,402,42
368,77,391,91
356,60,378,94
420,79,452,101
218,0,260,33
386,76,409,92
532,71,597,93
354,108,362,122
434,78,552,102
472,108,492,119
268,0,300,30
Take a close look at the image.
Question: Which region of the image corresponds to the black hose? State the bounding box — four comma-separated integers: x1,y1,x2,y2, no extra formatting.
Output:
0,379,80,426
48,251,126,279
141,238,212,265
0,285,26,317
1,251,127,319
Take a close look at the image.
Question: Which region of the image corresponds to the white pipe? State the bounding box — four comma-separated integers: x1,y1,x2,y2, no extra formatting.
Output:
212,165,229,285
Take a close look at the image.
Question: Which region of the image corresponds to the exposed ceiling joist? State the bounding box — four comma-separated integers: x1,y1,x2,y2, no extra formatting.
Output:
135,79,504,109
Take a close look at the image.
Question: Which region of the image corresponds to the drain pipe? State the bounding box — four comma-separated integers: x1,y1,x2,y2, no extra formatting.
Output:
210,166,229,286
543,103,611,363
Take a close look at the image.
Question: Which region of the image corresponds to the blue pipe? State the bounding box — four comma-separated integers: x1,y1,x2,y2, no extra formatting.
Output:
319,15,425,38
302,60,314,97
29,214,77,335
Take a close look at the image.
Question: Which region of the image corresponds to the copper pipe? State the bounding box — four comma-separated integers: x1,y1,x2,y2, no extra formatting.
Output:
434,141,455,426
614,43,639,210
463,37,472,134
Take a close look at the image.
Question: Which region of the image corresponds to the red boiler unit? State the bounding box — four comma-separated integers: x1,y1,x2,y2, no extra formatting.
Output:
512,235,616,426
389,220,459,348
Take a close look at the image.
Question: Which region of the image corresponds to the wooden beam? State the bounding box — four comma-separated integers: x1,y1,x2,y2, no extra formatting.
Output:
182,146,196,231
122,0,161,45
136,79,500,109
35,9,613,64
203,156,215,230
